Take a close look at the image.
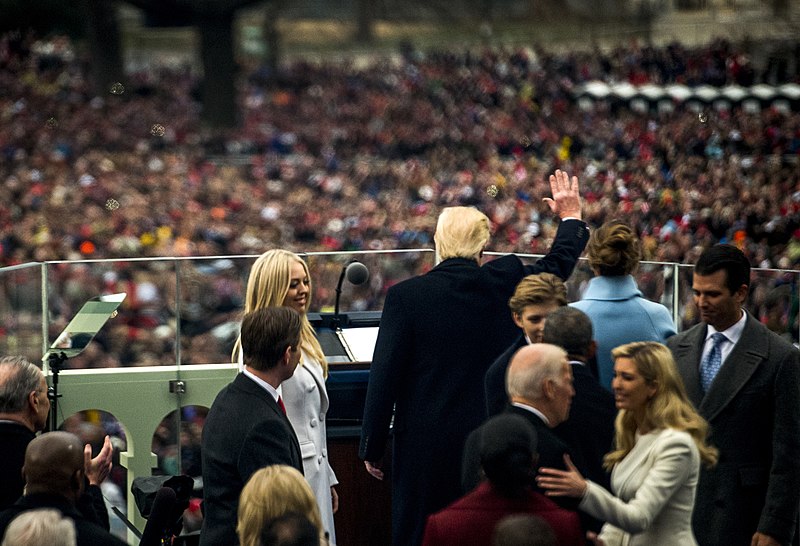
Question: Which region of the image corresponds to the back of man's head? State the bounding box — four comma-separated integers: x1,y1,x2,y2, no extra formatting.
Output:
506,344,567,403
259,512,320,546
241,307,302,372
23,431,85,499
694,244,751,293
492,514,556,546
434,206,491,262
1,509,77,546
508,273,567,315
542,307,593,359
0,356,44,414
479,414,538,499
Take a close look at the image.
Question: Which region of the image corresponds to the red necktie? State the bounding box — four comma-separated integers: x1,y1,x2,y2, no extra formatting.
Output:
277,396,286,415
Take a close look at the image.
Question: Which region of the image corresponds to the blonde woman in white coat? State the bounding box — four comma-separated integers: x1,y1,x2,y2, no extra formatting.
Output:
537,342,717,546
234,250,338,544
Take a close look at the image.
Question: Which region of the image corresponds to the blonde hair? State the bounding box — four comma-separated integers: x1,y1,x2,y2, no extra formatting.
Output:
233,249,327,377
1,509,76,546
604,342,718,470
434,207,491,262
237,465,324,546
587,221,641,276
508,273,567,315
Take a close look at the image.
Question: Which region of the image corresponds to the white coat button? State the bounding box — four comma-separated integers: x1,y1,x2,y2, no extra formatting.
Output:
310,418,318,427
321,448,327,457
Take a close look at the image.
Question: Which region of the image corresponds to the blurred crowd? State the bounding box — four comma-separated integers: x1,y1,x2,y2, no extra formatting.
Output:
1,31,800,367
1,32,799,269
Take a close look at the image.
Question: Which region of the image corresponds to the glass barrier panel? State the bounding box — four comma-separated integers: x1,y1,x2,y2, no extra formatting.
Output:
177,250,435,365
175,256,252,366
304,249,435,313
0,263,43,362
44,259,179,369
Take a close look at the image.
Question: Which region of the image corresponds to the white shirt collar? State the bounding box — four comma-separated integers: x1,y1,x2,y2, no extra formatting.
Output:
511,401,550,426
241,367,281,403
706,309,747,345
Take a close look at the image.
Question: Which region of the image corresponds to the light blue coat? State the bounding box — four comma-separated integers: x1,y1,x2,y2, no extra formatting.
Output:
571,275,676,390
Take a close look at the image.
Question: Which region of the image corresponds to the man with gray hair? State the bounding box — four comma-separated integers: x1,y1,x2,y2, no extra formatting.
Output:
0,356,53,509
0,356,112,526
463,344,575,493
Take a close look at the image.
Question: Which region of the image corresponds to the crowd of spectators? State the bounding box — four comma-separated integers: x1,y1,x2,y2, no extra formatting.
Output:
1,31,800,367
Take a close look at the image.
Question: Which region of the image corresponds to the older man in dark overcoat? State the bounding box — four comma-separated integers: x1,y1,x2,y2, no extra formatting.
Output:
359,170,589,545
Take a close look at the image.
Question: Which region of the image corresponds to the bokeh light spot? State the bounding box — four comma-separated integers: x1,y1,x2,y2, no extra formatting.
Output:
698,112,708,123
150,124,166,137
105,198,120,211
487,185,499,198
109,82,125,95
46,117,58,129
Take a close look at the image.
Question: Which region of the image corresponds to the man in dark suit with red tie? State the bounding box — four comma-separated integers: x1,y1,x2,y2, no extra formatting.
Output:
200,307,304,546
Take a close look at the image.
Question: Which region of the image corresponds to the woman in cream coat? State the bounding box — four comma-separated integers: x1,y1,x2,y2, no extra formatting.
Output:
234,250,338,544
537,342,717,546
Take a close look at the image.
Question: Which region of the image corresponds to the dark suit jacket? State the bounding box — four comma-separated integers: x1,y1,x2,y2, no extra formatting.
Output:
200,373,303,546
668,315,800,546
484,335,527,417
0,493,127,546
553,362,616,491
0,421,34,511
0,421,109,531
359,219,588,546
421,481,584,546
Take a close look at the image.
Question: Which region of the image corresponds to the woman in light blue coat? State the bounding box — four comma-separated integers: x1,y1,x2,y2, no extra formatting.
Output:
571,221,676,390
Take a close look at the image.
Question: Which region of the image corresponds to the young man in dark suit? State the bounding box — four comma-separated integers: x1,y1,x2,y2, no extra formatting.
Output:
359,170,588,545
667,244,800,546
200,306,304,546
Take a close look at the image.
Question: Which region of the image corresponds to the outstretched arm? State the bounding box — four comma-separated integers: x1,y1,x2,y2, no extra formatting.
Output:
543,169,582,221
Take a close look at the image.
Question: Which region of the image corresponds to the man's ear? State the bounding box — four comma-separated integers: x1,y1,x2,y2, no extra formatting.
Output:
734,284,749,305
543,378,555,400
71,470,83,492
512,313,524,329
282,346,293,366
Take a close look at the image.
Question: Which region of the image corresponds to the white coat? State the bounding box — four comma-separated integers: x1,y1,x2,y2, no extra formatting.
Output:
579,428,700,546
281,353,338,544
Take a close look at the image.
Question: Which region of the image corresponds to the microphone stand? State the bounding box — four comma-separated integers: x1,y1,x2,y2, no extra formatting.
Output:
47,351,68,432
332,265,348,332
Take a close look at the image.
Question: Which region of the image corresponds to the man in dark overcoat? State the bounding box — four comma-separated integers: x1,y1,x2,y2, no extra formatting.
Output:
359,170,589,545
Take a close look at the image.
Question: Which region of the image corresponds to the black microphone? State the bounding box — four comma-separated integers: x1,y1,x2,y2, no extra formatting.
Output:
333,261,370,329
139,486,178,546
